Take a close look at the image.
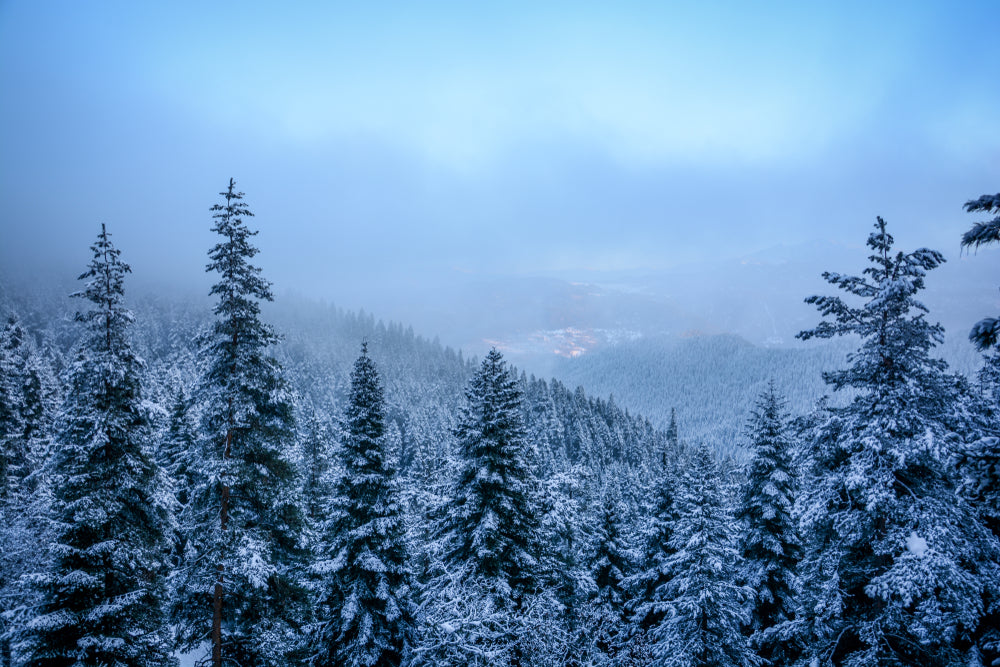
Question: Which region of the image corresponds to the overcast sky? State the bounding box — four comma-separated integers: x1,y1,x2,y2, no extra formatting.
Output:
2,2,999,312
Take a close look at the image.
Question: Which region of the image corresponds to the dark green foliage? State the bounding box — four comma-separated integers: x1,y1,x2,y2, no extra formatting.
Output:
0,317,24,493
24,225,174,666
299,407,336,529
587,482,634,662
636,445,755,667
442,348,545,602
160,388,198,508
1,313,59,667
173,180,307,665
413,349,558,665
960,192,1000,350
539,467,593,665
0,315,52,491
795,218,998,666
626,452,682,635
550,333,845,459
736,384,800,666
312,344,412,667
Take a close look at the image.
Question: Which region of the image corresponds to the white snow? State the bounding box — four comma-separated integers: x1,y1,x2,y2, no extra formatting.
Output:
906,531,928,557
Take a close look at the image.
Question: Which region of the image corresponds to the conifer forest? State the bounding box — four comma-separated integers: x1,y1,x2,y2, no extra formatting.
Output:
4,4,1000,667
1,180,1000,667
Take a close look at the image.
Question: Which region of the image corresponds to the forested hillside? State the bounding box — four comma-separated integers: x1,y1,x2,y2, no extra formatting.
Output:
1,185,999,667
550,334,847,456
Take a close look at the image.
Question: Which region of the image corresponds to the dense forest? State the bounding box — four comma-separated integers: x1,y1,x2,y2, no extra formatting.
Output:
2,181,1000,667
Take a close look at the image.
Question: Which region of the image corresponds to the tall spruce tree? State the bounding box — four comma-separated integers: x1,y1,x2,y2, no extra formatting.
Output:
24,224,174,666
795,217,998,665
299,407,335,531
158,387,199,580
174,179,307,666
736,383,800,666
0,316,51,491
1,315,58,667
440,348,544,601
626,458,679,639
0,316,30,667
159,387,198,509
0,316,25,494
956,190,1000,665
587,481,634,663
540,466,593,665
415,348,557,665
638,444,754,667
311,343,411,667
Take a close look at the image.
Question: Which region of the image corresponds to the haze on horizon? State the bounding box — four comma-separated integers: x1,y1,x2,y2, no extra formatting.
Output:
2,1,999,352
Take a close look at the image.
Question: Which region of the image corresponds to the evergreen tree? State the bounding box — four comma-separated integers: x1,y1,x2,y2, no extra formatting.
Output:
416,348,557,665
159,387,198,508
299,406,336,530
639,444,754,667
795,217,998,665
957,190,1000,665
586,481,634,663
24,224,174,666
736,383,800,666
663,408,678,466
17,342,59,475
0,316,28,492
158,387,198,581
540,466,593,665
623,459,681,663
951,191,1000,665
311,343,412,667
952,370,1000,667
174,179,307,666
440,348,544,601
0,316,28,667
960,191,1000,350
0,315,57,667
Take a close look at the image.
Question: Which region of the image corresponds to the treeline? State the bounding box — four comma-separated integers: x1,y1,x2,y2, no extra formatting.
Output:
551,333,850,457
1,182,999,667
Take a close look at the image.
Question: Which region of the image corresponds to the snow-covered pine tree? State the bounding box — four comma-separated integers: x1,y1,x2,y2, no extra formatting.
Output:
173,179,307,666
23,224,174,666
1,316,28,493
736,383,800,666
795,217,998,665
0,316,28,667
663,408,678,465
587,480,634,664
16,338,59,477
311,343,412,667
159,387,198,509
299,406,335,530
441,348,545,602
951,371,1000,667
0,315,58,667
632,444,754,667
157,387,199,579
955,189,1000,665
414,348,562,665
622,454,680,663
540,466,594,665
960,190,1000,350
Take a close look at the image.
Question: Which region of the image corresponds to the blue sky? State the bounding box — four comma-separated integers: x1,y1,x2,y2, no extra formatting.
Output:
1,1,998,305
